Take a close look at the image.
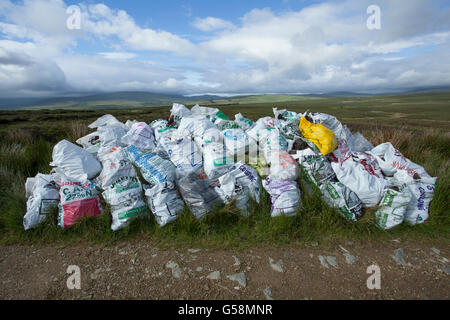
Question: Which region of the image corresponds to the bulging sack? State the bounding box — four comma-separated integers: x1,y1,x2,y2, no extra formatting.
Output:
98,146,138,188
261,129,289,165
166,137,203,174
177,171,222,219
375,185,412,230
405,176,436,225
102,176,147,231
331,141,387,208
23,174,60,230
169,103,192,126
263,176,300,217
203,142,234,178
53,171,103,228
144,182,184,227
97,125,128,149
294,148,363,222
50,140,102,182
234,113,254,131
150,119,176,142
88,114,128,131
321,181,363,222
76,131,101,155
190,105,220,118
369,142,432,178
223,128,249,156
121,122,156,151
294,148,335,188
176,116,216,139
214,162,261,213
299,116,337,156
269,150,299,181
194,127,223,151
247,117,277,144
125,145,176,187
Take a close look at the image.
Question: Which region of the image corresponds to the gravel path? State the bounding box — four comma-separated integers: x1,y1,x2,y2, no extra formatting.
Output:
0,239,448,300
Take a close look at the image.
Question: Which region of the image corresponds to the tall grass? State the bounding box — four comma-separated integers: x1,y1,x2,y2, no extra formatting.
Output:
0,118,448,247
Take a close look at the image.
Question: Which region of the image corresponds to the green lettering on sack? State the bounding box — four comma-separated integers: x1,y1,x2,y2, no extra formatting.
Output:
118,206,147,220
213,157,233,166
339,207,354,221
382,190,395,207
115,182,140,194
326,183,340,200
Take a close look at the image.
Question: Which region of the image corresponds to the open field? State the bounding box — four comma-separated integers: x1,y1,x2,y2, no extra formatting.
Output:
0,92,449,247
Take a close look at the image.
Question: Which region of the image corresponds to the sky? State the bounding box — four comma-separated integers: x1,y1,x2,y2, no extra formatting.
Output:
0,0,449,98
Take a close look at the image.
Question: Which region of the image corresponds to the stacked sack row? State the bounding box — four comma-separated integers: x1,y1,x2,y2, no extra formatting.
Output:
23,103,437,231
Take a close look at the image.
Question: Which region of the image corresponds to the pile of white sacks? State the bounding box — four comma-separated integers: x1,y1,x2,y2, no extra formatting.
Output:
23,103,437,231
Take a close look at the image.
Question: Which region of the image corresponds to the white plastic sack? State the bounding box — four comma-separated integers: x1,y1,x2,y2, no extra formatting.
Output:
223,128,249,156
144,182,184,227
375,185,412,230
169,103,192,124
273,107,301,123
102,176,147,231
210,110,230,129
331,159,386,208
321,181,363,222
220,120,241,130
125,119,138,129
166,137,203,174
234,113,254,131
177,171,222,219
125,145,176,187
121,122,156,151
263,176,300,217
293,148,363,221
214,162,261,213
194,127,223,151
294,148,335,188
247,117,277,144
88,114,128,131
369,142,431,178
262,129,289,164
76,131,101,155
50,139,102,182
97,125,128,149
150,119,176,142
331,140,387,207
25,177,36,198
203,142,234,178
190,105,220,118
53,170,103,228
405,177,436,225
98,147,138,188
269,150,300,181
23,174,59,230
391,171,437,226
176,116,216,139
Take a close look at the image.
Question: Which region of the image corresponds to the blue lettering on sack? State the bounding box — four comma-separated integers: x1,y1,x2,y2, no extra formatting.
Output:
417,187,426,211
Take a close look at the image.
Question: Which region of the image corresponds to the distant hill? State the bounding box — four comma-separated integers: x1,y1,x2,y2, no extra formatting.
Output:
0,87,449,110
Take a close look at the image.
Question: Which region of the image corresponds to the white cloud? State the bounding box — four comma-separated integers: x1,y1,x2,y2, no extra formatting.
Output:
98,52,136,60
192,17,234,32
82,3,195,53
0,0,449,97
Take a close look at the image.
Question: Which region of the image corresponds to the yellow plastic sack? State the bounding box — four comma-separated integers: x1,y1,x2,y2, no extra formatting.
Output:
299,116,337,155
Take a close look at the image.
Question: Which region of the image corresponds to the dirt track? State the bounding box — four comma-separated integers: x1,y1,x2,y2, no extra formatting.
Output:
0,239,449,300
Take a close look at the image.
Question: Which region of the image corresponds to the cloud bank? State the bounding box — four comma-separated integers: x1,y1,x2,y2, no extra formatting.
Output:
0,0,449,97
